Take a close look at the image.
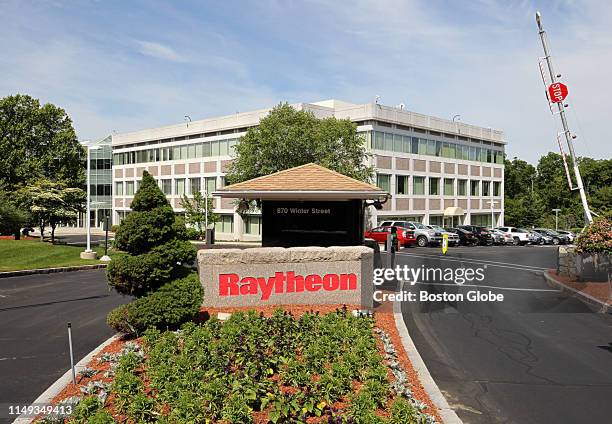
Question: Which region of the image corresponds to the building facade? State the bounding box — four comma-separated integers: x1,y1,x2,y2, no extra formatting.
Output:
111,100,505,240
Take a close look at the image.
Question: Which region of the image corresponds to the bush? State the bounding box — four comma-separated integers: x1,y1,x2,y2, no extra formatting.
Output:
71,397,105,423
575,217,612,254
185,227,201,241
107,273,203,336
113,205,177,255
111,224,120,233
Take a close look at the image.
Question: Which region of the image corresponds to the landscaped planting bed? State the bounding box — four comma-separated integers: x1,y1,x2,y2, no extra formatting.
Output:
40,306,439,423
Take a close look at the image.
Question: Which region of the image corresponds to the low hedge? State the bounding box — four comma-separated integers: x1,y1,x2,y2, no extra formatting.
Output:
107,273,203,336
575,217,612,254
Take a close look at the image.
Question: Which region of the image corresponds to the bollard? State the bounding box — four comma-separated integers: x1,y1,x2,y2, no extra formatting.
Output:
68,322,76,385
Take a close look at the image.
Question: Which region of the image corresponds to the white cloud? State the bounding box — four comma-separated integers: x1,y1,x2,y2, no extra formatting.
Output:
134,40,186,62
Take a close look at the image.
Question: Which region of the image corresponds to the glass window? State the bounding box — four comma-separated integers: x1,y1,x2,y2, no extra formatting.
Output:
376,174,391,192
402,135,411,153
384,133,393,151
205,177,216,194
219,176,227,188
172,146,181,160
482,181,490,196
189,177,201,195
175,178,185,196
396,175,409,195
444,178,454,196
211,140,220,156
494,181,501,197
215,215,234,233
429,216,443,226
411,137,419,154
114,182,123,196
244,215,262,235
469,147,477,161
413,176,425,195
180,145,188,159
161,179,172,195
126,181,134,195
435,141,442,157
470,180,479,196
429,177,439,195
229,138,238,153
487,149,493,163
219,140,229,156
427,140,436,156
374,132,384,150
196,143,203,158
393,134,403,152
188,144,197,159
203,141,211,157
458,179,467,196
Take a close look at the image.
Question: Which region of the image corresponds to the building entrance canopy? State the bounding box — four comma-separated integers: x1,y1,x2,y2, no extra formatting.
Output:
443,206,465,217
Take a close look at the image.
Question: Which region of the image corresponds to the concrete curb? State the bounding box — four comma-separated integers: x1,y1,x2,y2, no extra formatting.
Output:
0,264,107,279
543,271,611,313
12,334,120,424
393,282,463,424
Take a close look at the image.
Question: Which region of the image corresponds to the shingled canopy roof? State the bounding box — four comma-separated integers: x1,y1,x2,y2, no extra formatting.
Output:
214,163,390,200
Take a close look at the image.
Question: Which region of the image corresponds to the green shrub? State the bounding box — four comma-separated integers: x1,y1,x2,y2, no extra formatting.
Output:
113,205,177,255
107,273,203,336
185,226,200,241
71,396,104,423
389,397,420,424
575,217,612,254
86,410,116,424
110,224,120,233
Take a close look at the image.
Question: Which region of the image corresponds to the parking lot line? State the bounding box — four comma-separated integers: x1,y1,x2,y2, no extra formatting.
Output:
396,252,549,272
410,281,561,293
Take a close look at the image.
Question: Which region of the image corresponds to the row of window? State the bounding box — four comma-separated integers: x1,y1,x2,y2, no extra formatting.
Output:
114,177,225,197
367,131,505,164
112,138,238,165
89,158,112,170
377,174,502,197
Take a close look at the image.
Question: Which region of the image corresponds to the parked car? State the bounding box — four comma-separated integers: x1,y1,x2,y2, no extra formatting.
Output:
445,227,478,246
458,225,493,246
489,228,512,245
426,225,460,246
533,228,569,245
556,230,575,243
364,226,416,248
379,221,441,247
495,226,531,245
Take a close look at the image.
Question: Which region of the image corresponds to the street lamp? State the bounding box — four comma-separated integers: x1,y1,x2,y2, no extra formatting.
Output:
80,144,101,260
552,208,561,231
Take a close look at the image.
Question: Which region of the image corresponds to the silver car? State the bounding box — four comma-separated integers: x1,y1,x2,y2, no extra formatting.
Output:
380,220,443,247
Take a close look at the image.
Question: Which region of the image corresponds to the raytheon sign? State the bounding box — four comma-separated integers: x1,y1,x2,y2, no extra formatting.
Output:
198,247,373,308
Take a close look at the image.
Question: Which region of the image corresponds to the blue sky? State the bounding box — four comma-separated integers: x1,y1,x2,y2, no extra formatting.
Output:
1,0,610,163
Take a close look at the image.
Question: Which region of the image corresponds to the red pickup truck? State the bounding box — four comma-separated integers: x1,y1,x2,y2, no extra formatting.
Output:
364,226,416,248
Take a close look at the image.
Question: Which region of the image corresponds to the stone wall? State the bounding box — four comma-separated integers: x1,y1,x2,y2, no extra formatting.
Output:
198,246,374,308
557,246,611,282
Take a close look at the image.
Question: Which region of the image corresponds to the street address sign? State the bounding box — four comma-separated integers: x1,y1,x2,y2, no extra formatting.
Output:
548,82,568,103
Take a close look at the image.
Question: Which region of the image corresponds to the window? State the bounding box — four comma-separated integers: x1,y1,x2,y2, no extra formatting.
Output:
384,133,393,151
189,177,201,195
413,176,425,195
427,140,436,156
374,132,384,150
429,177,439,195
418,139,427,155
205,177,216,194
211,140,220,156
482,181,490,196
219,176,227,188
115,182,123,196
172,146,181,160
458,179,467,196
175,178,185,196
126,181,134,195
203,141,212,157
401,135,411,153
396,175,409,195
244,215,262,235
444,178,454,196
376,174,391,192
470,180,479,196
161,179,172,195
188,144,197,159
493,181,501,197
219,139,230,156
215,215,234,233
393,134,403,152
411,137,419,154
429,216,443,226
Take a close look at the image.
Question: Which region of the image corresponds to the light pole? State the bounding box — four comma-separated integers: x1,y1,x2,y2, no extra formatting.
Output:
552,208,561,231
81,144,100,260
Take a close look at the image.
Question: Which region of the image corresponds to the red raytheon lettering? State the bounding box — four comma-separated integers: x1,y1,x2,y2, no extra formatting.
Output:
219,271,357,300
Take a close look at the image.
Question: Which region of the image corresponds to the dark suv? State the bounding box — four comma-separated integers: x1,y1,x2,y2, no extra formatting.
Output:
533,228,569,245
458,225,493,246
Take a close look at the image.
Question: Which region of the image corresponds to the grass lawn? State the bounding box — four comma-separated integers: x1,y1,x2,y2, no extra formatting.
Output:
0,239,110,272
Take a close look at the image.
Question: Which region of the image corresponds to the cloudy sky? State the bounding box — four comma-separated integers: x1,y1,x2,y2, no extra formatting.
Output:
1,0,610,163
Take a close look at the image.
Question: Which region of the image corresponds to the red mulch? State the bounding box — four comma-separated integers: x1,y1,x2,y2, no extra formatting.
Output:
548,270,612,305
42,303,441,423
0,235,36,240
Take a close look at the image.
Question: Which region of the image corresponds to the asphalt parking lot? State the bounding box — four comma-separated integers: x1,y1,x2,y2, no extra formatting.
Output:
395,245,612,424
0,270,130,423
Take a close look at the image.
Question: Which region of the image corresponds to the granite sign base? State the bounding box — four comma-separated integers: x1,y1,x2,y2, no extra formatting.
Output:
197,246,374,308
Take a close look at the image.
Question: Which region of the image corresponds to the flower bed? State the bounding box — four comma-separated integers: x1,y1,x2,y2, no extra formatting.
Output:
40,305,439,423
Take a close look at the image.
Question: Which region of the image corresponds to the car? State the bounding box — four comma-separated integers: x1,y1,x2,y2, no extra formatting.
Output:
426,225,460,246
533,228,569,245
556,230,576,243
445,227,478,246
379,221,441,247
458,225,493,246
495,226,531,245
489,228,512,245
364,226,416,248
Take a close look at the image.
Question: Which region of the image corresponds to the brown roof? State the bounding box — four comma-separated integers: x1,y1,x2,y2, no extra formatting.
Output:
219,163,383,193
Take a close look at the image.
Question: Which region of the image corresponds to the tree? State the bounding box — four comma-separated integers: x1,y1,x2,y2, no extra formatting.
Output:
0,190,28,239
226,103,374,184
0,94,85,191
180,192,218,240
17,179,85,242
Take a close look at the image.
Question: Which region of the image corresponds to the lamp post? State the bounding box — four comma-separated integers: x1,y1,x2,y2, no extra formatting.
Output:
552,208,561,231
80,144,101,260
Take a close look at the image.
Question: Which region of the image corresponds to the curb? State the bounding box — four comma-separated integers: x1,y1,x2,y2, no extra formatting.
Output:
0,264,107,279
543,271,611,313
393,282,463,424
13,334,120,424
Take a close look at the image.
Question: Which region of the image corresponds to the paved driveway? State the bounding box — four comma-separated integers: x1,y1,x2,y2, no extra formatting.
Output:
0,270,130,423
396,246,612,424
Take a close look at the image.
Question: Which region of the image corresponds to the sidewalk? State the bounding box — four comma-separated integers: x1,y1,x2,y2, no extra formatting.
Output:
544,270,612,313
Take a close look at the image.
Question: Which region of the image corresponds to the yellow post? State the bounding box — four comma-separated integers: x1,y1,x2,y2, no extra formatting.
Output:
442,233,449,255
